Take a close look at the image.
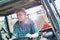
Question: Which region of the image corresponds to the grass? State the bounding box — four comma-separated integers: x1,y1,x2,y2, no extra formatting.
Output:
0,21,6,29
0,21,8,40
0,22,5,26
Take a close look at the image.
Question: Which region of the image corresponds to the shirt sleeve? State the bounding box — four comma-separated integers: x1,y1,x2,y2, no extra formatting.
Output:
31,21,38,34
13,24,18,37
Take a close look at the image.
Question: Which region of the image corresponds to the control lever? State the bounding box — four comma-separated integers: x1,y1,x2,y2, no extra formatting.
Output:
1,27,7,33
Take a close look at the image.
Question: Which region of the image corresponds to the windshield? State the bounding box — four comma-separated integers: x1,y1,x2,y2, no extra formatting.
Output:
7,5,52,33
1,0,58,40
55,0,60,13
0,16,8,40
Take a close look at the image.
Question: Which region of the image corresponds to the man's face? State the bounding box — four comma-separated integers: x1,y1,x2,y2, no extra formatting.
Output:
17,11,26,22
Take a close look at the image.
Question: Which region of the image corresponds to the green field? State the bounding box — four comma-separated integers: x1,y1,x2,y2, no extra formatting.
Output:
0,21,6,29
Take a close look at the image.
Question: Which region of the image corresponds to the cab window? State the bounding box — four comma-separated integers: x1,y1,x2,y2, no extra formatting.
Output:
7,5,52,33
0,17,8,40
7,14,18,33
49,0,60,26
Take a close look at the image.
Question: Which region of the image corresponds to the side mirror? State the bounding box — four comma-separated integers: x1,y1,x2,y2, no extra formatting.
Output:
43,31,53,38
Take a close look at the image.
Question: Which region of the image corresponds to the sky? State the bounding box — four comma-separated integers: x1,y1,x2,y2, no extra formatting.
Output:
55,0,60,9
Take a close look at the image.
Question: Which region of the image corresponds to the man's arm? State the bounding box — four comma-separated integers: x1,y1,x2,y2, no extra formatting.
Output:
10,24,18,39
25,21,39,38
30,22,39,38
13,24,18,37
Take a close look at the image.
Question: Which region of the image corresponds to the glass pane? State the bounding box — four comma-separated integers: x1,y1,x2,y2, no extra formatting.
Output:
49,0,60,38
55,0,60,13
7,14,18,33
0,16,8,40
49,0,60,26
55,0,60,23
7,5,52,33
7,5,52,40
26,5,51,31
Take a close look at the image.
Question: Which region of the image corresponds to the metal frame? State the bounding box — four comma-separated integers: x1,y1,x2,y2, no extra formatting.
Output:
44,0,60,33
44,0,60,40
4,16,11,39
50,0,60,17
0,0,60,40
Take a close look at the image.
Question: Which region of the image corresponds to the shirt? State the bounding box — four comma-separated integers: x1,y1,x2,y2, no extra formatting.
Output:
13,18,38,40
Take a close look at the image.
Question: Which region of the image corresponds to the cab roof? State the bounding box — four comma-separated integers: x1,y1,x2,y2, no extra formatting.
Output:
0,0,41,16
0,0,55,16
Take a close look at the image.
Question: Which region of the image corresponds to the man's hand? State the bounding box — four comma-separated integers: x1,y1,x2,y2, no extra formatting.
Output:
25,33,32,38
25,33,39,38
31,33,39,38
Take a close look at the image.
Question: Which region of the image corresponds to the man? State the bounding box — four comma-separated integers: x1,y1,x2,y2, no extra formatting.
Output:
12,8,39,40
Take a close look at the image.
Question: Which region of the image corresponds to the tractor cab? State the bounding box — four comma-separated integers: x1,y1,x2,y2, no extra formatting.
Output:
0,0,60,40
